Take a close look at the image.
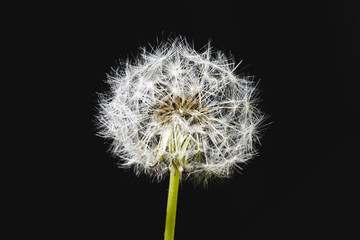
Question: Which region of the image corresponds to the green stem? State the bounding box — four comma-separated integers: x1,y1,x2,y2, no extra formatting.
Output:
164,165,180,240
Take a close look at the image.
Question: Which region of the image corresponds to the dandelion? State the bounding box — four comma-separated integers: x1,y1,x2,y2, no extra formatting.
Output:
96,36,265,240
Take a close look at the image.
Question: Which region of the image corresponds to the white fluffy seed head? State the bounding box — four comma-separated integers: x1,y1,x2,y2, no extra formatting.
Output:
96,36,265,185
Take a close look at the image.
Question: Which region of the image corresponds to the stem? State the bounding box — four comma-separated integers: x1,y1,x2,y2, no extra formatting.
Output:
164,165,180,240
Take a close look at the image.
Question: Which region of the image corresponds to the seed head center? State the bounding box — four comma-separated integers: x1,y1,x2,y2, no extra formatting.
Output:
154,95,203,125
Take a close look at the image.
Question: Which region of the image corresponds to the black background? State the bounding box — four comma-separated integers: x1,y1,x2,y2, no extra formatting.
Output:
11,0,359,239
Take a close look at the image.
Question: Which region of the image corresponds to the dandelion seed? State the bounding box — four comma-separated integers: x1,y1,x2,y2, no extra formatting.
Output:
97,36,265,184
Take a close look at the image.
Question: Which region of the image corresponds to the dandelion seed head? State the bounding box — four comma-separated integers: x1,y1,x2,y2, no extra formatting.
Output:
97,36,265,185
